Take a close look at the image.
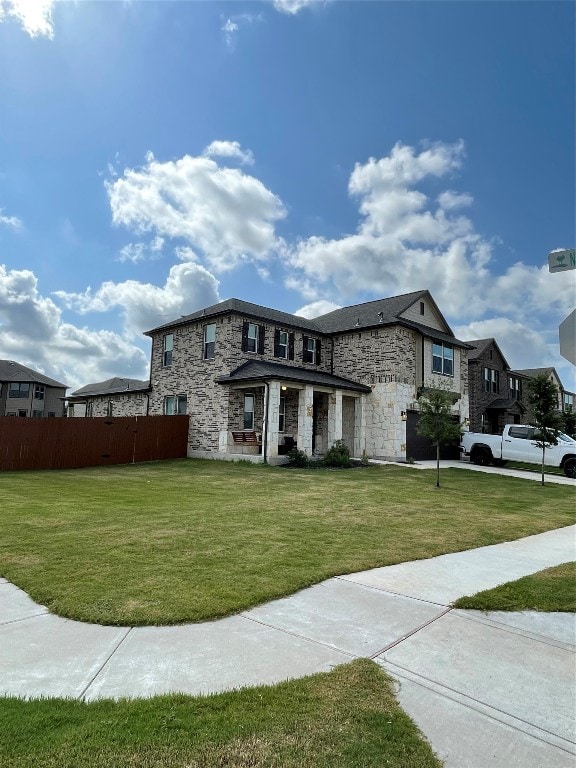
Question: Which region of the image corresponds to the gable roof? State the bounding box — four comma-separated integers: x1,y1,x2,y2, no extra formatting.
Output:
69,377,149,398
145,299,324,336
0,360,67,389
144,290,471,346
216,360,371,393
512,367,563,385
465,338,511,367
314,290,433,333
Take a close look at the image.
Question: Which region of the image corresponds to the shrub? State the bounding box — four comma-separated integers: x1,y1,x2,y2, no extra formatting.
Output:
287,448,310,468
323,440,352,468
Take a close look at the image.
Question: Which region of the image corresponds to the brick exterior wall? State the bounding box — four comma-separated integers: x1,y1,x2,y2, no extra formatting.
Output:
83,393,148,418
468,343,514,433
148,313,328,455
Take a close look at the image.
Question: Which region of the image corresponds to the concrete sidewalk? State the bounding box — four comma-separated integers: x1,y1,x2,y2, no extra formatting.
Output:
1,525,575,767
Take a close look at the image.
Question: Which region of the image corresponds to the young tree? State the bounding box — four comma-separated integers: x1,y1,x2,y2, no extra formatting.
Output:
561,406,575,439
417,388,463,488
528,373,563,486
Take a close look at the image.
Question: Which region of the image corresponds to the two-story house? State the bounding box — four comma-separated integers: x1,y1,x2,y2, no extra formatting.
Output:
0,360,67,417
66,377,150,417
511,366,574,422
465,339,526,433
145,290,470,463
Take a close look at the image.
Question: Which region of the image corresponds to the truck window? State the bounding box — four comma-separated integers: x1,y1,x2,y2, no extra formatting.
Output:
508,427,529,439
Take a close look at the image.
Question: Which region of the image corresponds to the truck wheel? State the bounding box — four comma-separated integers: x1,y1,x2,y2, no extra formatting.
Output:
471,447,491,466
563,458,576,479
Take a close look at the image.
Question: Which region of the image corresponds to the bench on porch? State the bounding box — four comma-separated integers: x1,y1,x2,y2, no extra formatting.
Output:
231,431,262,453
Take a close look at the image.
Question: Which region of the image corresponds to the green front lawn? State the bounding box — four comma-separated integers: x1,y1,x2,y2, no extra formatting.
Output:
1,459,574,625
453,562,576,612
0,660,441,768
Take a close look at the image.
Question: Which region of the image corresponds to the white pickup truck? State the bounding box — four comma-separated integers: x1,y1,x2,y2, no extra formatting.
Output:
460,424,576,478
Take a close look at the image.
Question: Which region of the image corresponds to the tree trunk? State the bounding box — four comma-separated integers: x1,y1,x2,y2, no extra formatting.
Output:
436,442,440,488
541,446,546,486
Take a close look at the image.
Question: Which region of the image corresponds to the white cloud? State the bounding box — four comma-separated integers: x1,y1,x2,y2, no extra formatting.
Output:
117,236,164,264
0,264,148,391
203,140,255,166
55,262,220,336
0,209,23,231
0,0,54,38
295,299,341,319
287,140,576,325
106,150,285,271
273,0,327,15
221,17,238,46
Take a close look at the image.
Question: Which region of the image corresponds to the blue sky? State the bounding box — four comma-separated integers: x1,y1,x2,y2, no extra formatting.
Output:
0,0,574,391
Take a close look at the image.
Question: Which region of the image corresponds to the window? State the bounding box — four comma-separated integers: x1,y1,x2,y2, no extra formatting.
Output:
9,382,30,398
508,426,531,440
242,322,265,354
432,343,453,376
86,402,93,417
107,401,113,417
203,323,216,360
163,334,173,367
483,367,499,393
164,395,187,415
274,329,295,360
279,394,286,432
34,384,45,400
243,393,254,430
564,393,574,408
419,301,425,315
303,336,321,365
32,410,43,418
18,410,27,417
509,376,522,398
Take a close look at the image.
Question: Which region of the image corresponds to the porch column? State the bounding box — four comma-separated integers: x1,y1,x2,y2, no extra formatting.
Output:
327,390,343,447
297,385,314,456
353,394,367,458
265,380,281,459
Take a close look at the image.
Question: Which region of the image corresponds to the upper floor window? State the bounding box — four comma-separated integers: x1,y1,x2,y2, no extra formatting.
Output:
432,343,453,376
564,393,574,408
509,376,522,398
274,329,294,360
163,334,173,367
483,367,499,393
243,393,255,430
9,382,30,398
34,384,45,400
419,301,425,315
241,322,265,355
303,336,321,365
164,394,187,415
203,323,216,360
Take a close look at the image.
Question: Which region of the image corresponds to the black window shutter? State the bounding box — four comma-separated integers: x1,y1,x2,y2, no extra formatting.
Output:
316,339,321,365
302,335,309,362
274,329,280,357
288,333,295,360
258,325,265,355
241,321,248,352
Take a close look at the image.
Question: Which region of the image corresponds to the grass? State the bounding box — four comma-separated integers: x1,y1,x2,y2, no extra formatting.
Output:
0,659,441,768
505,460,565,476
1,459,574,625
453,562,576,612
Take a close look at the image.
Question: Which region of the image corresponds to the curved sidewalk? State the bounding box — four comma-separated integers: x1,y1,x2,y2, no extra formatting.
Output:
1,525,575,768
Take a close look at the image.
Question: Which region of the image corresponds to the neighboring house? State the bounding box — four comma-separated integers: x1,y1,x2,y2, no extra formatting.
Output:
465,338,526,433
144,290,470,462
66,378,150,417
511,367,576,423
0,360,67,417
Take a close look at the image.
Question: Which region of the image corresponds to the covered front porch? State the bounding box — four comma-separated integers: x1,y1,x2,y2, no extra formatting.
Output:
216,361,371,464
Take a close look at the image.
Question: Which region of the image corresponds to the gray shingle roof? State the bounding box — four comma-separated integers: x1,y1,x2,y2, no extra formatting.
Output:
69,377,149,398
313,290,429,333
465,338,510,365
0,360,67,388
145,299,324,336
216,360,371,393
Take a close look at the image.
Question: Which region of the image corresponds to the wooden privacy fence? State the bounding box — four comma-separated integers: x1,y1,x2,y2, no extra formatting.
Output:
0,415,189,471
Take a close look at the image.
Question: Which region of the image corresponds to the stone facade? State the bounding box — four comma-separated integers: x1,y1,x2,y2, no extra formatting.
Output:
82,392,149,418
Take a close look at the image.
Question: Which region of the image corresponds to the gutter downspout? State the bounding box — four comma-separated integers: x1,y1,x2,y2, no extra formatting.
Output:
262,380,269,464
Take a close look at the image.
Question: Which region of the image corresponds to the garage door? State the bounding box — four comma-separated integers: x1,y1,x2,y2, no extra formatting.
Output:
406,411,461,461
